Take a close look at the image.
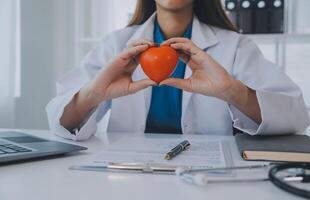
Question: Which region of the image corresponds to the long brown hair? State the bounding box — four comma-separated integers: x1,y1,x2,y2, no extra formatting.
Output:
128,0,237,32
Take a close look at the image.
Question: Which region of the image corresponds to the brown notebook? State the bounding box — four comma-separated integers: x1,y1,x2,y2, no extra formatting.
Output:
235,134,310,162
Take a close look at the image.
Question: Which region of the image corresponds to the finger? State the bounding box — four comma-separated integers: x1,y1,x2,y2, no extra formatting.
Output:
160,78,192,92
170,42,198,55
170,43,206,65
161,37,191,46
124,59,138,73
128,79,157,94
128,39,155,48
107,45,149,75
119,44,149,63
176,50,190,64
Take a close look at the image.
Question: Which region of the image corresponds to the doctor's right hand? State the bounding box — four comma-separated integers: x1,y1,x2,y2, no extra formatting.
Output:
83,39,156,107
61,39,156,130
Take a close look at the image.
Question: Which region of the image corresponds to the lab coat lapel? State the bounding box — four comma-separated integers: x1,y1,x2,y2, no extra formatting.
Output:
182,16,219,120
126,13,157,121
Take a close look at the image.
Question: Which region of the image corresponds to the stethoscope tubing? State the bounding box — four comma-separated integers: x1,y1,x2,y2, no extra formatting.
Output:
268,163,310,199
181,164,269,174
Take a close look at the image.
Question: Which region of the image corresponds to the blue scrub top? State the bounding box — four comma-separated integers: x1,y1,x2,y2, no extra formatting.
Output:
145,20,192,134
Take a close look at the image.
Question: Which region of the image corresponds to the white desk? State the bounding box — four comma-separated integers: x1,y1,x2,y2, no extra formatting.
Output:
0,129,305,200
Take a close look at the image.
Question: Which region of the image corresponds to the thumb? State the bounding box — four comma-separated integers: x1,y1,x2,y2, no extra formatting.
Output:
160,78,192,92
177,51,190,64
128,79,156,94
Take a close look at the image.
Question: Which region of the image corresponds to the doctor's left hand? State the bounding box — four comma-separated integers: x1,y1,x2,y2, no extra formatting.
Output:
160,38,247,103
160,38,263,124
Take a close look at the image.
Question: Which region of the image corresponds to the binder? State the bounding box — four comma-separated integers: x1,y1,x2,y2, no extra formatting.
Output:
225,0,239,28
223,0,285,34
269,0,284,33
238,0,254,34
253,0,269,33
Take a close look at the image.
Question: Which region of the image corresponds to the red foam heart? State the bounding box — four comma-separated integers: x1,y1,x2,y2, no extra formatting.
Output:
139,45,179,83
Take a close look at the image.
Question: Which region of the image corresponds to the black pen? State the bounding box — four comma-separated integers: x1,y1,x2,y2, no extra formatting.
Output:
164,140,191,160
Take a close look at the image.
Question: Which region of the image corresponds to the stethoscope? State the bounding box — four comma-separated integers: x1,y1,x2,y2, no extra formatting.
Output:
175,163,310,199
269,163,310,198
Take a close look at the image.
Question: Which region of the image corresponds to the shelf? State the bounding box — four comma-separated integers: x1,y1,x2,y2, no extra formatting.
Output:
247,33,310,41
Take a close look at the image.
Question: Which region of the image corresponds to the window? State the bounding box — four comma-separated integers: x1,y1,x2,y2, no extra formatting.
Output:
75,0,136,67
0,0,21,98
0,0,20,127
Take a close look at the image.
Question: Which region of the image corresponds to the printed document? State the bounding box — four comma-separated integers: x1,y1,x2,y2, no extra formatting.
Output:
87,136,228,168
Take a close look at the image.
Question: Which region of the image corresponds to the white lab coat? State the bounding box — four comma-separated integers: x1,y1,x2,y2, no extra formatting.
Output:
46,13,310,141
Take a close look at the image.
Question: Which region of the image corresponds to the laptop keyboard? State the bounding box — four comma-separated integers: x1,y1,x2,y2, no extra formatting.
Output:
0,142,32,154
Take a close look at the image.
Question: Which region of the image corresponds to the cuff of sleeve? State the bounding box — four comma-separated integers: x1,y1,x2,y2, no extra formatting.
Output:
71,108,99,141
254,90,309,135
228,103,262,135
46,85,99,141
228,90,310,136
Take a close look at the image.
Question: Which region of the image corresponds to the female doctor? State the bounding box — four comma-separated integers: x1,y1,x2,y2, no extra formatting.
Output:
46,0,309,140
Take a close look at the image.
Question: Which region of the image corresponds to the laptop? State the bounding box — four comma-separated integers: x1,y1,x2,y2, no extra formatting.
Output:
0,131,87,164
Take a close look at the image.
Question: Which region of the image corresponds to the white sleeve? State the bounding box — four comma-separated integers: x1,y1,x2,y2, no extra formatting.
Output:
228,36,310,135
46,36,114,141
